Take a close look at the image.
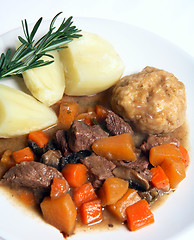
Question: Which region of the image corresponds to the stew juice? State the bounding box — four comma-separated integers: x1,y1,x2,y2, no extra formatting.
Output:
0,87,189,236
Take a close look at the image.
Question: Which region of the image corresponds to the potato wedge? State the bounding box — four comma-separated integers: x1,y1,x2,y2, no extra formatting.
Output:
0,84,57,137
22,51,65,106
59,32,124,96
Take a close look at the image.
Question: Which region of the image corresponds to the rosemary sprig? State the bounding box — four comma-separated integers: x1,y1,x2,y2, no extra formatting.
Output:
0,12,82,79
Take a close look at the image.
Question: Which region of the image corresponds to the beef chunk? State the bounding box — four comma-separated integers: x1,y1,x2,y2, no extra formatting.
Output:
82,154,116,180
113,156,149,172
81,154,116,188
41,150,62,169
105,110,133,135
140,134,180,152
113,157,152,182
1,161,63,192
68,120,108,152
113,167,150,191
55,130,71,156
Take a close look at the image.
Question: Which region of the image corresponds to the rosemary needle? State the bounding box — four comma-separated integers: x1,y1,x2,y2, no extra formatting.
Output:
0,12,82,79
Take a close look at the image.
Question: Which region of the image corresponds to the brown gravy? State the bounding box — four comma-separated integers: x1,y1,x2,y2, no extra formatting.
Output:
0,89,111,155
0,88,189,154
0,89,190,234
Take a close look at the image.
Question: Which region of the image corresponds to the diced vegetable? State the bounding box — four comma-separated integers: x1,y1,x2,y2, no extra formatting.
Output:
28,131,49,148
92,133,137,161
95,105,108,122
98,177,129,206
12,147,34,163
126,199,154,231
80,199,102,225
178,145,189,167
150,166,170,191
0,150,16,168
0,84,57,138
61,163,87,188
160,158,186,189
59,32,124,96
108,189,141,221
23,51,66,106
40,194,77,236
58,102,79,130
149,143,186,189
73,182,97,207
149,143,183,166
75,112,96,126
50,178,69,199
17,190,36,206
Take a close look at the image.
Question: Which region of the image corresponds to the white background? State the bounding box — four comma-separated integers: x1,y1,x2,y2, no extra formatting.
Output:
0,0,194,58
0,0,193,240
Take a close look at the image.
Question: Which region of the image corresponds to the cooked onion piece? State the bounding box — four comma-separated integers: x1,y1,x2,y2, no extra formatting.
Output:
111,67,186,134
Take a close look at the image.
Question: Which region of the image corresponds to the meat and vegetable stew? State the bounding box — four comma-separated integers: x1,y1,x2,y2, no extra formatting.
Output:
0,13,190,238
0,88,189,236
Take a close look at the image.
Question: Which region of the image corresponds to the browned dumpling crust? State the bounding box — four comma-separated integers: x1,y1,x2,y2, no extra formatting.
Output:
111,66,186,134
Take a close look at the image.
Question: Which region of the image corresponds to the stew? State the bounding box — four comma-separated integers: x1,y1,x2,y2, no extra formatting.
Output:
0,86,189,236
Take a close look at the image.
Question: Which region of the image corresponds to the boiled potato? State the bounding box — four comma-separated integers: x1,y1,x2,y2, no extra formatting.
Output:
0,84,57,138
59,32,124,96
22,51,65,106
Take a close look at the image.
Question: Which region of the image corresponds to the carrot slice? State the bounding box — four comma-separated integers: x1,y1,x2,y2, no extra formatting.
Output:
98,177,129,206
108,188,141,221
61,163,87,188
126,199,154,231
28,131,49,148
178,145,189,167
75,112,96,126
150,166,170,191
73,182,97,207
80,199,102,225
92,133,137,161
13,147,34,163
149,143,183,166
95,105,108,122
160,157,186,189
50,178,69,199
58,102,79,130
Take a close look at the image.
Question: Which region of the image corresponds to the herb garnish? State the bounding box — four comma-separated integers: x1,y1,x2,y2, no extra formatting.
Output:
0,12,82,79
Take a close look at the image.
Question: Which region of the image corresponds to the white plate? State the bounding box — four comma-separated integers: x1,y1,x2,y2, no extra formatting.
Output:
0,17,194,240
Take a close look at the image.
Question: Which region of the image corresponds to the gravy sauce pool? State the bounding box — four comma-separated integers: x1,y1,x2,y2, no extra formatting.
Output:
0,88,189,154
0,88,190,234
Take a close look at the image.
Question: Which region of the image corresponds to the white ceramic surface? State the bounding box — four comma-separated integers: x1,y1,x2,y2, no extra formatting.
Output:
0,17,193,240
